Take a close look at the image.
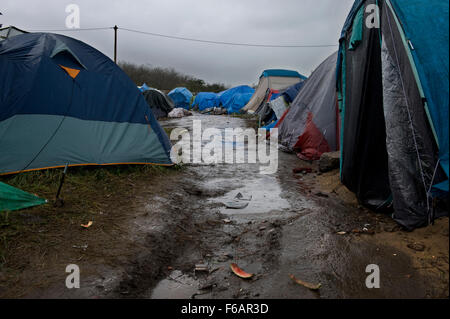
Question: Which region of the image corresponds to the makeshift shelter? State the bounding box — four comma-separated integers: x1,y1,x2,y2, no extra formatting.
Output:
257,81,306,126
0,182,46,212
243,69,306,113
337,0,449,229
168,87,193,110
225,93,254,114
219,85,255,107
0,32,172,175
142,88,174,119
278,51,338,160
193,92,220,111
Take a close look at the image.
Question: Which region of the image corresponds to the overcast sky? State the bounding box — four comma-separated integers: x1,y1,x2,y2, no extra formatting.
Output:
1,0,354,87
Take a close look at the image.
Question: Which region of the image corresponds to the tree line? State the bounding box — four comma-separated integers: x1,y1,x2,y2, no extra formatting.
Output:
119,62,228,93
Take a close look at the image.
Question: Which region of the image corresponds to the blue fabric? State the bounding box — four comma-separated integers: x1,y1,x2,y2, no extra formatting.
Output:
282,81,305,103
262,120,278,130
0,33,162,126
0,32,172,173
168,87,193,110
139,83,150,92
225,93,254,114
261,69,307,80
270,92,281,101
219,85,255,107
340,0,365,41
193,92,219,111
389,0,449,192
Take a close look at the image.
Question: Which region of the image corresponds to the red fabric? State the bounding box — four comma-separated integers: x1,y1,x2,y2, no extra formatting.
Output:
293,112,330,161
275,108,290,129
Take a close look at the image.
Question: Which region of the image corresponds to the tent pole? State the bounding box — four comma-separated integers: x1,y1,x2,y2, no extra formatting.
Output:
114,25,118,64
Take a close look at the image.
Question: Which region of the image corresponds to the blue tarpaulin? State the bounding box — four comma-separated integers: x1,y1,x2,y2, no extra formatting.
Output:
219,85,255,107
139,83,150,92
225,93,254,114
193,92,220,111
168,87,193,110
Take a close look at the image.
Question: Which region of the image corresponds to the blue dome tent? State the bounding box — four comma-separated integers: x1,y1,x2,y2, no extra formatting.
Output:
0,32,172,175
168,87,193,110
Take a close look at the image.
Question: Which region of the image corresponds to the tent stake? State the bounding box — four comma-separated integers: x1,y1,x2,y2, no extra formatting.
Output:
54,164,68,207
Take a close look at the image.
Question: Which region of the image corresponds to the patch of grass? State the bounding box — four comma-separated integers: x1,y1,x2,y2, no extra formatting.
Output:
0,163,183,279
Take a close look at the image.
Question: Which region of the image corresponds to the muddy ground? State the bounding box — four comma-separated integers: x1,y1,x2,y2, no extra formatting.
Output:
0,113,448,299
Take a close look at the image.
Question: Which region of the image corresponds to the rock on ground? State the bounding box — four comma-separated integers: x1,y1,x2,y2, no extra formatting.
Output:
319,151,340,173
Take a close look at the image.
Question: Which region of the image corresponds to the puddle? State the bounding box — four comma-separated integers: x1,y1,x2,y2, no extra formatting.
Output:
212,175,291,215
150,270,199,299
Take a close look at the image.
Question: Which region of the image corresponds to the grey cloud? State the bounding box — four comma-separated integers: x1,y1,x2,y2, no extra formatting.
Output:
1,0,354,86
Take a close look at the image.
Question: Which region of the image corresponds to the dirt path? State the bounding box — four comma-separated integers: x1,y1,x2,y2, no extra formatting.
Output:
0,113,447,298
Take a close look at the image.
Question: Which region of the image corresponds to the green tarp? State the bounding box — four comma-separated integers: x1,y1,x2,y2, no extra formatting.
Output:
0,182,47,212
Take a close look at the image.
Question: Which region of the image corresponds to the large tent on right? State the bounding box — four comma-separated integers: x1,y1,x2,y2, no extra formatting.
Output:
337,0,449,230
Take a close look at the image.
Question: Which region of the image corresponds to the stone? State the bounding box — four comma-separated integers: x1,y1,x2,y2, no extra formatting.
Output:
319,151,340,173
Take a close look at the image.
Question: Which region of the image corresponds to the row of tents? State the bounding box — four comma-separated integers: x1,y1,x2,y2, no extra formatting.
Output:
0,0,448,229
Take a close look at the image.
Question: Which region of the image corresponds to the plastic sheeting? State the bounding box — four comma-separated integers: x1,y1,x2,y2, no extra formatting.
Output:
193,92,220,111
218,85,255,107
225,93,254,114
0,182,46,211
168,87,193,110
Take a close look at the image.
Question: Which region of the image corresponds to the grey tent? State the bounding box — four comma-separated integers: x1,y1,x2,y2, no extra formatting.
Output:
142,88,175,119
277,52,339,161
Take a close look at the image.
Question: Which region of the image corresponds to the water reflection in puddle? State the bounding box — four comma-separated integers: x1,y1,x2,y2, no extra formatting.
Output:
150,270,199,299
212,175,291,215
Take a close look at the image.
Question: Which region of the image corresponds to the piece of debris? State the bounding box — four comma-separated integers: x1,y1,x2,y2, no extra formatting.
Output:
289,274,321,290
81,221,93,228
72,244,88,251
315,192,329,198
337,231,347,235
224,201,249,209
210,267,222,274
407,243,425,252
195,264,209,272
259,226,267,231
223,218,232,224
318,151,340,173
235,193,252,201
292,167,313,174
352,228,374,235
230,263,253,279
